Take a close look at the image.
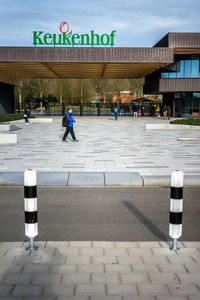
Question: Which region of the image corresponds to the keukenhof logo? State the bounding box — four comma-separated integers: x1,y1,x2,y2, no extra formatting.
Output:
33,22,116,47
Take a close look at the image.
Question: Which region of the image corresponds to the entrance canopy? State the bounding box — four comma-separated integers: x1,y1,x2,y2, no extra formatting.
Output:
0,47,173,86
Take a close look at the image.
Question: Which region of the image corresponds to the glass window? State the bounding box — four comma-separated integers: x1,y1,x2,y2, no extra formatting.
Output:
193,93,200,98
185,98,192,114
191,59,199,78
193,97,199,113
161,72,168,78
176,60,184,78
184,60,191,77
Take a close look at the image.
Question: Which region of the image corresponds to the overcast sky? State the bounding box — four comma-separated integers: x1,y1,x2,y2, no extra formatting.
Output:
0,0,199,47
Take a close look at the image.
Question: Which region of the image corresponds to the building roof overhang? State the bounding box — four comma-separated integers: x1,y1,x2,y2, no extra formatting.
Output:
0,46,173,85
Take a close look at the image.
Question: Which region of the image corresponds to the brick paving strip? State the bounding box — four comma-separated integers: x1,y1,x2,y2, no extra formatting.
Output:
0,241,199,299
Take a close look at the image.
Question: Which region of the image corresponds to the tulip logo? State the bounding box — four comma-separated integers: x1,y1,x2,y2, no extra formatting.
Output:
59,22,69,34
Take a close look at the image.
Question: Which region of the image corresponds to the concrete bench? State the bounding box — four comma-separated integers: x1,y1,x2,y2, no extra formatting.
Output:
11,118,53,124
146,124,200,131
0,134,17,145
0,124,21,131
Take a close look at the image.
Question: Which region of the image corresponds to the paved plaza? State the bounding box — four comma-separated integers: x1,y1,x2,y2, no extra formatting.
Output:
0,241,200,299
1,116,200,176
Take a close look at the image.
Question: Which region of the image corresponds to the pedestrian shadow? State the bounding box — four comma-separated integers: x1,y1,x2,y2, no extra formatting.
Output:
123,200,168,242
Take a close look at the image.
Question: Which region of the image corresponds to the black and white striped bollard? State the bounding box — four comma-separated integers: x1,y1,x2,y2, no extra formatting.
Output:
169,170,184,251
24,169,38,251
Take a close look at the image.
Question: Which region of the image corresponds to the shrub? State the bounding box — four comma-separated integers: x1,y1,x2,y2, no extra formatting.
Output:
0,114,34,123
170,118,200,126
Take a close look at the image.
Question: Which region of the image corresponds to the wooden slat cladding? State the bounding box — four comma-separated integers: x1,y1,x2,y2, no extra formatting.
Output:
0,62,170,79
0,47,173,63
144,78,200,93
159,78,200,92
154,33,200,49
169,33,200,48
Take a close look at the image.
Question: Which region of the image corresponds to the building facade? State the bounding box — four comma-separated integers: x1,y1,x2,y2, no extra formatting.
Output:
144,33,200,117
0,32,199,115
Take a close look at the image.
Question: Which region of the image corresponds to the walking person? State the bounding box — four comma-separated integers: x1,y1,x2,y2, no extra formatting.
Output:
114,105,119,120
167,105,171,120
163,105,168,119
24,105,30,124
62,107,79,142
133,106,138,117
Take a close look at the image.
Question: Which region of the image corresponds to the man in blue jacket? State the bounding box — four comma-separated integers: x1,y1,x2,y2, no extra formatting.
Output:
62,108,79,142
114,105,119,120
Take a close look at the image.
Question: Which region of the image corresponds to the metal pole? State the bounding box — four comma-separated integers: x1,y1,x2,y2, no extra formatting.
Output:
171,238,178,251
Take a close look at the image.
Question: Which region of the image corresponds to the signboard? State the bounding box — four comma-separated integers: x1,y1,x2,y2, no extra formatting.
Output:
33,22,116,47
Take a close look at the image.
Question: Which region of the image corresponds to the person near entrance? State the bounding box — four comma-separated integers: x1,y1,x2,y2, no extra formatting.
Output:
24,105,30,123
114,105,119,120
163,105,168,119
167,106,171,120
62,108,79,142
133,105,138,117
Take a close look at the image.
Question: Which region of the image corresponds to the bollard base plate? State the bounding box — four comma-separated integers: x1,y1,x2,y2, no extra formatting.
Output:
26,245,38,251
25,238,38,251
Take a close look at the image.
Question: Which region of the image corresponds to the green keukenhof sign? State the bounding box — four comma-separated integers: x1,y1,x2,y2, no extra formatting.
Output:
33,21,116,47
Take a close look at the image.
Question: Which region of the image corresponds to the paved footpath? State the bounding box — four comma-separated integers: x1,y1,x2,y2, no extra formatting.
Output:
1,116,200,176
0,241,200,299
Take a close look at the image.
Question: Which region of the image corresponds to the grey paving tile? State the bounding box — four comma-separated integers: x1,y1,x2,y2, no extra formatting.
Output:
58,297,89,300
138,284,170,296
142,175,170,186
121,273,149,284
70,242,92,248
184,264,200,273
92,256,117,264
0,172,23,185
22,265,50,274
78,264,104,274
37,172,69,186
0,285,13,296
3,274,32,284
124,297,155,300
43,284,74,296
105,264,132,273
178,274,200,283
62,274,90,284
107,283,138,295
50,265,77,273
32,274,62,284
92,274,119,283
132,264,160,273
167,284,200,296
156,297,187,300
81,248,103,256
0,297,23,300
76,284,106,295
104,249,128,256
0,265,22,274
91,297,121,300
159,264,187,273
68,172,104,186
11,285,43,296
24,297,56,300
67,256,91,264
105,172,142,186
